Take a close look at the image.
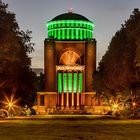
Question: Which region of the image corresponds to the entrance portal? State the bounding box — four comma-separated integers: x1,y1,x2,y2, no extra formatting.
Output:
57,65,84,110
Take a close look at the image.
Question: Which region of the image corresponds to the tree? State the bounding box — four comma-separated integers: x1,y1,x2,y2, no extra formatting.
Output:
124,9,140,84
93,9,140,95
0,0,36,107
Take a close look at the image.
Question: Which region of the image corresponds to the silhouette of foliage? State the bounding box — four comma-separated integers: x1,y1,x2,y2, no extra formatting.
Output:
93,9,140,97
0,0,36,107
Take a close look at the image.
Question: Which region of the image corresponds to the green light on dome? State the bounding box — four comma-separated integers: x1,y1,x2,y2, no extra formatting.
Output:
47,20,94,40
58,30,60,40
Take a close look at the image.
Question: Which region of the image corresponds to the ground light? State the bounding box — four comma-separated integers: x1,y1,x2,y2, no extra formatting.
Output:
2,94,19,115
109,99,124,115
113,104,118,109
132,102,136,107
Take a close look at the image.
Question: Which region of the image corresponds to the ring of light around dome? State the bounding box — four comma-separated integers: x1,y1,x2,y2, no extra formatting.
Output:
47,12,94,40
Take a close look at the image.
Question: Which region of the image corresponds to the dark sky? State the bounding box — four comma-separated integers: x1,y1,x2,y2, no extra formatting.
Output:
3,0,140,68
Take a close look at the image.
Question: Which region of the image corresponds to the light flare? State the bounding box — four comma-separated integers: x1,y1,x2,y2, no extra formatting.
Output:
2,94,19,112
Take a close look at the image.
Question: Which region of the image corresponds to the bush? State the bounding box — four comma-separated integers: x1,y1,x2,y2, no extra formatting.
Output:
0,109,9,118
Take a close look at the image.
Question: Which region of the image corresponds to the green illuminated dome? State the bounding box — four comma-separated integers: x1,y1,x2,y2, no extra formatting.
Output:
47,12,94,40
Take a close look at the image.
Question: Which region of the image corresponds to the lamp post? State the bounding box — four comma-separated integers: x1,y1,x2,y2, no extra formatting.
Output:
132,102,136,117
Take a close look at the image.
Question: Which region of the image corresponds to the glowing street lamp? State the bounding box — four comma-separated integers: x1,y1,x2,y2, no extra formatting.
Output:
112,103,119,111
114,104,118,108
8,102,13,107
2,94,19,113
132,102,136,107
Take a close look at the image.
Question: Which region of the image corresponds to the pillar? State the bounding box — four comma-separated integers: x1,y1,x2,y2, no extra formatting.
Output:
80,71,84,106
66,92,69,109
61,93,64,109
44,40,56,92
71,92,74,109
37,94,41,106
77,71,79,109
82,93,85,105
61,71,64,109
81,93,83,106
66,72,69,109
77,93,80,109
85,40,96,92
57,71,62,107
71,72,74,109
57,93,59,107
44,95,48,107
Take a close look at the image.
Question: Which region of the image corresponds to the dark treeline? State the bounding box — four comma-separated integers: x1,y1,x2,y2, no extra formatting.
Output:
0,0,37,107
93,9,140,98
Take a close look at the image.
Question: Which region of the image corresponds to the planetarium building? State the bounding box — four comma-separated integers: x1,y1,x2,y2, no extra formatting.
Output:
36,12,105,114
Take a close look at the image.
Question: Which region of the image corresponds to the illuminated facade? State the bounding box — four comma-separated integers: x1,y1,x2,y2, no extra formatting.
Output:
36,12,104,114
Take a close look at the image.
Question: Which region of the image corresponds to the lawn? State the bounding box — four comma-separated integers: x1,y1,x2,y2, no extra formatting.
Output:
0,115,140,140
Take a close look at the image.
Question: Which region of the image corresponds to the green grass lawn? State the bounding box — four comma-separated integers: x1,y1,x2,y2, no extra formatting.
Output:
0,115,140,140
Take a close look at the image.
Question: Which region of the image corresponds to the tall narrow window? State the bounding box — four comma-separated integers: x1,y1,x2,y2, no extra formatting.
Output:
78,73,83,93
58,72,62,93
68,73,72,92
63,73,67,93
74,73,77,93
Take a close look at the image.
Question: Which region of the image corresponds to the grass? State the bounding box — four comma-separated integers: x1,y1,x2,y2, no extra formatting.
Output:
0,115,140,140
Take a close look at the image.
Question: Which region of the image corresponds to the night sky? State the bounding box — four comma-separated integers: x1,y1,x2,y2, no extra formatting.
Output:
3,0,140,68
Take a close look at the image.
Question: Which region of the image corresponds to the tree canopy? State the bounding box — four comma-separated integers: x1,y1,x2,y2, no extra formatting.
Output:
0,0,36,106
93,9,140,96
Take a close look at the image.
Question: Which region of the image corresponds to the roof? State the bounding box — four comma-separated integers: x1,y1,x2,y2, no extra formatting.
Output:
51,12,90,21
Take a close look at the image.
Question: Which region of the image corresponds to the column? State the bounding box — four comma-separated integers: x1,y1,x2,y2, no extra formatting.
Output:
71,92,74,109
77,92,79,109
57,72,59,107
61,71,64,109
44,95,48,107
81,93,83,106
66,92,69,109
81,71,84,106
66,72,69,109
82,93,85,106
71,72,74,109
37,94,40,106
61,93,64,109
77,71,79,109
57,71,62,107
57,93,59,107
